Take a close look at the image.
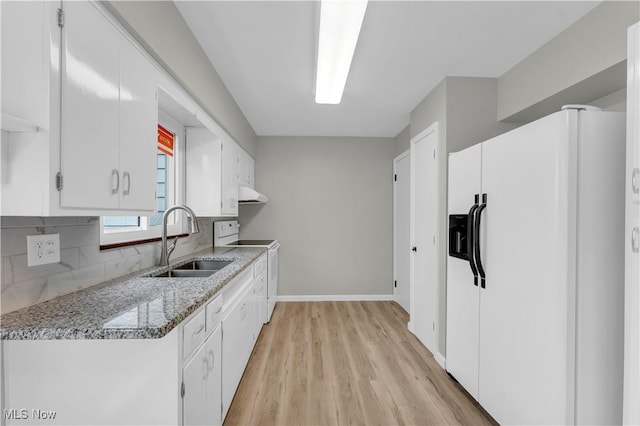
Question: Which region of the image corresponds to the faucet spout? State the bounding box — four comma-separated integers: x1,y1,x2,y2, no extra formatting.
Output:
160,205,200,266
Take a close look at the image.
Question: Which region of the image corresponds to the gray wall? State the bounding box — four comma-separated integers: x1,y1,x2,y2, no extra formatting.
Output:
105,1,257,156
589,89,627,112
409,77,520,360
239,136,396,297
394,125,410,157
411,79,447,140
497,1,639,122
446,77,521,154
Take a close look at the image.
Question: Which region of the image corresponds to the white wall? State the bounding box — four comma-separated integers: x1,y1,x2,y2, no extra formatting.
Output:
238,136,396,297
104,1,257,157
0,217,214,314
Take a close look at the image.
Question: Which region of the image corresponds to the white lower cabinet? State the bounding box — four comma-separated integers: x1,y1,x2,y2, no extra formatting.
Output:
183,324,222,426
254,254,268,325
1,260,265,426
221,276,256,419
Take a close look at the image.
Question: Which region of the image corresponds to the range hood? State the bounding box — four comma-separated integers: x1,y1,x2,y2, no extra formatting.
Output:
238,185,269,204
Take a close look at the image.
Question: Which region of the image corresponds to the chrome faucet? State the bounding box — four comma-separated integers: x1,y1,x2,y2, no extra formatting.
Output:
160,205,200,266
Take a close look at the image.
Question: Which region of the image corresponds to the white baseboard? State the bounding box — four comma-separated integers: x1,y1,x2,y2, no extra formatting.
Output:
435,352,446,369
407,321,415,333
277,294,394,302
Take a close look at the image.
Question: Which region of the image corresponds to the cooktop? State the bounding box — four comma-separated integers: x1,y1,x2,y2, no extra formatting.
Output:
231,240,275,246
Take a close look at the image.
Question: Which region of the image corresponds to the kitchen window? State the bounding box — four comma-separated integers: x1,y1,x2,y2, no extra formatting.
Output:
100,112,185,247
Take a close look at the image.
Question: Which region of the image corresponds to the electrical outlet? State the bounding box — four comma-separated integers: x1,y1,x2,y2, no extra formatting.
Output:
27,234,60,267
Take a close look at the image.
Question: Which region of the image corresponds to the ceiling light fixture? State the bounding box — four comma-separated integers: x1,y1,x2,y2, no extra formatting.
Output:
315,0,368,105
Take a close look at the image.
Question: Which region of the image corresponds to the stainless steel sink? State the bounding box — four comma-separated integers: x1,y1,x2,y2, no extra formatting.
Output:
174,260,233,271
153,269,217,278
148,259,233,278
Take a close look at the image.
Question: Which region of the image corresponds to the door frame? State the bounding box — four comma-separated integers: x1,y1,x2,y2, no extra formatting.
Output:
409,121,440,355
393,150,410,311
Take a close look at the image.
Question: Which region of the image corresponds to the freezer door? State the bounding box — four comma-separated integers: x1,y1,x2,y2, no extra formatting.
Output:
446,143,482,400
478,111,571,425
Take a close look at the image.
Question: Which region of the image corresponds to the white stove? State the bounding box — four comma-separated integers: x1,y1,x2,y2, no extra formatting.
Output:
213,220,279,322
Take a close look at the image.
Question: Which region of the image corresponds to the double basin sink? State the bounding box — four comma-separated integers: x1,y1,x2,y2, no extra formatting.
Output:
152,260,233,278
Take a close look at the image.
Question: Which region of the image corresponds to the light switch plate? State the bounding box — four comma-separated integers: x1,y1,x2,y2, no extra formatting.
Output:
27,234,60,267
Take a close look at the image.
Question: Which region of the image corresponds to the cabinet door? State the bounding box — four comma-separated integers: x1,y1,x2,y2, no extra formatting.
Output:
118,40,157,212
624,22,640,426
256,271,268,325
205,325,223,426
478,112,569,425
183,341,209,426
221,284,253,418
238,149,255,188
185,128,223,216
183,325,222,426
221,137,239,216
60,1,120,209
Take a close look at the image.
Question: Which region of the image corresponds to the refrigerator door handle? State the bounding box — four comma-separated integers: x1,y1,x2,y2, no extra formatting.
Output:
467,194,480,285
474,193,487,288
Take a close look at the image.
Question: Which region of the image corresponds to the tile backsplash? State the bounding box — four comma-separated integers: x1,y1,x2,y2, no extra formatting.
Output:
1,216,215,314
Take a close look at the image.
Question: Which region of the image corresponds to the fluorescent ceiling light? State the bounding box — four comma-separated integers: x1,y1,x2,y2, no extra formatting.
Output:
315,0,368,105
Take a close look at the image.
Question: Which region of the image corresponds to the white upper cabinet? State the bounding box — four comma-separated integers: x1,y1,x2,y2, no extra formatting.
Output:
221,137,239,216
117,39,158,211
185,127,223,216
1,1,158,216
60,1,157,212
1,1,60,216
238,148,255,189
185,129,243,217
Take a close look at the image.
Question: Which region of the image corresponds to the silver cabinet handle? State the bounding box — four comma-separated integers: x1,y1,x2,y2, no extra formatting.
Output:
633,169,639,194
123,171,131,196
633,227,639,254
192,323,205,340
213,305,222,315
208,349,215,371
202,357,208,380
111,169,119,195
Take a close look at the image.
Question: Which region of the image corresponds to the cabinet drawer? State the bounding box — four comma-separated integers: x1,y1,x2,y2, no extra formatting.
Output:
206,295,223,333
254,255,267,277
183,309,206,360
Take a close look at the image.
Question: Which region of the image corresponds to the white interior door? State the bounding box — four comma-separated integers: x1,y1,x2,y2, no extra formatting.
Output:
393,151,410,313
410,123,439,354
445,143,482,400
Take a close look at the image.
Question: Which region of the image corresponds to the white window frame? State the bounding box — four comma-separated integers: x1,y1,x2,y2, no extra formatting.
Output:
100,111,186,246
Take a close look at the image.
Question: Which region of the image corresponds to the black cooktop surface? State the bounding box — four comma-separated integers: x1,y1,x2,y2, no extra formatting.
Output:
232,240,275,246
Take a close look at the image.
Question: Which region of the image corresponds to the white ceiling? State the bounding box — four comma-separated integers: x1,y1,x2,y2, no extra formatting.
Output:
176,1,601,138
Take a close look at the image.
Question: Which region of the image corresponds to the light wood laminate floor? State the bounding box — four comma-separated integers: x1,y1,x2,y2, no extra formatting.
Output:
224,301,495,425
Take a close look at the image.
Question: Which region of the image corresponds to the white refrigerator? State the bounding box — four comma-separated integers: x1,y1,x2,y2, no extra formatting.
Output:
446,107,625,425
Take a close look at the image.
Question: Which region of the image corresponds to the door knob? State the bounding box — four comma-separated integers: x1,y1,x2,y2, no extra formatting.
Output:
412,247,417,252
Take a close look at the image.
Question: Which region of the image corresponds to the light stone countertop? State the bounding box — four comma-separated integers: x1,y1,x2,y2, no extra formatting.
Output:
0,247,267,340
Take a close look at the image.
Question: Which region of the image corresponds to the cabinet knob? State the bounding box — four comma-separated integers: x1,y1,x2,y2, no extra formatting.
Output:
633,227,639,254
412,246,417,252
